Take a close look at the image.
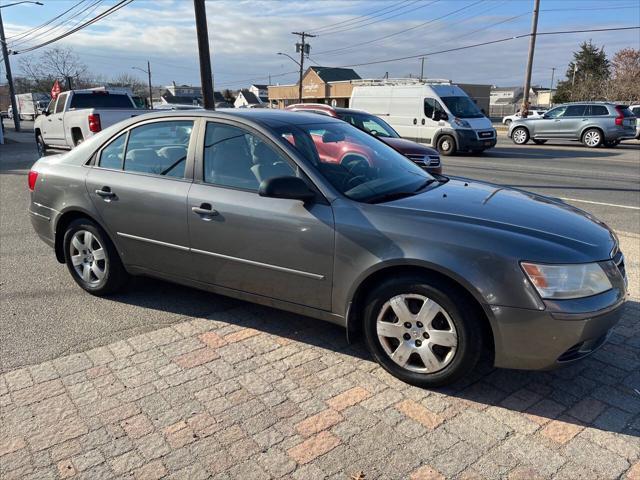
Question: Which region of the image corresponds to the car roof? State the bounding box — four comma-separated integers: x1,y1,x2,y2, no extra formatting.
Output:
119,108,344,129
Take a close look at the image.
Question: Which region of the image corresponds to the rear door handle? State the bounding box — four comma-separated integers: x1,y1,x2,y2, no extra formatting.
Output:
95,187,116,199
192,203,219,217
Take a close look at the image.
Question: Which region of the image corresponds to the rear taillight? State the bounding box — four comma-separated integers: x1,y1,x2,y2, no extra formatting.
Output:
28,170,38,191
615,107,624,126
88,113,102,133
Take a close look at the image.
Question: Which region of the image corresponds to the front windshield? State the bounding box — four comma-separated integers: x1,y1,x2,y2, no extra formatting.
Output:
338,112,400,138
440,96,484,119
273,121,433,203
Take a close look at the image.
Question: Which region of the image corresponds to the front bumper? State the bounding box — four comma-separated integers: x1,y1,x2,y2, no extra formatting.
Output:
488,284,627,370
455,129,497,151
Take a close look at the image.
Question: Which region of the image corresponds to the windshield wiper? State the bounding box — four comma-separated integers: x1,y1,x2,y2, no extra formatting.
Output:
366,191,417,204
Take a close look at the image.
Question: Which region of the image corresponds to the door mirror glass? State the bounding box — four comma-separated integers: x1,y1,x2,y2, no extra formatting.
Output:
259,176,315,202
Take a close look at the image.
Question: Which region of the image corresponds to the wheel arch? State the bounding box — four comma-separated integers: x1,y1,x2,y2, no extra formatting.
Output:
54,208,112,264
433,129,458,148
71,127,84,144
580,125,604,142
345,263,495,357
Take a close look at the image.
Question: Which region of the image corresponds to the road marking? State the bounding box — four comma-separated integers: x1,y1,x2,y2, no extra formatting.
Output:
559,197,640,210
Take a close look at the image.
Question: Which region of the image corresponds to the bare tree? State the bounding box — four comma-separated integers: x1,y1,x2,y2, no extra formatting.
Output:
109,73,146,96
18,46,88,91
609,48,640,102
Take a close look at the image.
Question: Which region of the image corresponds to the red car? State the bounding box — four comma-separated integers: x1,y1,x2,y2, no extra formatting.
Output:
285,104,442,174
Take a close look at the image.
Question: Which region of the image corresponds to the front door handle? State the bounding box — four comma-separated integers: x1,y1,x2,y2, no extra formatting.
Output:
95,186,116,199
192,203,219,217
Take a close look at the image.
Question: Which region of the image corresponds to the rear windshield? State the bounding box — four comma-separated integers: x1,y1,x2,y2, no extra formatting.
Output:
616,105,635,117
70,93,134,109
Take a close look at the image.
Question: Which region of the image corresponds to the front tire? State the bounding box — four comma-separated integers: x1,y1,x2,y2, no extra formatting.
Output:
511,127,529,145
63,219,128,296
437,135,457,156
582,128,602,148
362,275,483,388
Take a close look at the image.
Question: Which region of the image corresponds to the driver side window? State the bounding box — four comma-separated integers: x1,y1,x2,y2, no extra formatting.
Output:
424,98,445,119
203,123,295,191
546,106,567,119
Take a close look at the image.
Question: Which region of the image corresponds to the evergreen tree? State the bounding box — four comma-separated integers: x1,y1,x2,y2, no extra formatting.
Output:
553,41,610,103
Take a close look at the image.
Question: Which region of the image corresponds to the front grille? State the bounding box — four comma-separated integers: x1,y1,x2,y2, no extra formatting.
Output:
406,154,440,167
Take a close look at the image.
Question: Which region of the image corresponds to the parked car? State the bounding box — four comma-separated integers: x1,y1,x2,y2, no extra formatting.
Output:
285,103,441,174
350,79,496,155
509,102,637,148
27,110,627,387
502,109,546,125
34,88,146,155
629,104,640,139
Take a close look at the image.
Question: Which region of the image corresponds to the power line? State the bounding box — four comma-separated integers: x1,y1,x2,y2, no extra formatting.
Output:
327,25,640,69
313,0,484,56
11,0,133,54
5,0,86,41
309,0,410,34
11,0,104,49
317,1,438,37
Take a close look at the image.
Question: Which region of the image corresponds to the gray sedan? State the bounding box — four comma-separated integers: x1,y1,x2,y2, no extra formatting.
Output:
28,110,627,387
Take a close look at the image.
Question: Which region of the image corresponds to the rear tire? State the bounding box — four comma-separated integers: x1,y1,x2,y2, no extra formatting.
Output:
36,134,47,157
511,127,529,145
532,139,547,145
362,275,483,388
582,128,602,148
73,133,84,147
63,219,128,296
437,135,457,156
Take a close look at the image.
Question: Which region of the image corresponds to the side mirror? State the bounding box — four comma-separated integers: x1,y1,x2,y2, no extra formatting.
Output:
259,176,315,202
436,111,448,121
542,114,549,119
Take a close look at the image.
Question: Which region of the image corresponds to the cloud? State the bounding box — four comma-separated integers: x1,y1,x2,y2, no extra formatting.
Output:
3,0,638,88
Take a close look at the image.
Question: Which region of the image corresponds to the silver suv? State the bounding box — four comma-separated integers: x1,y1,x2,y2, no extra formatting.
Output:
509,102,637,148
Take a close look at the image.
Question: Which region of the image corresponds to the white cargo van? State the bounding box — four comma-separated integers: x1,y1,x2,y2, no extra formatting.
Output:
350,79,496,155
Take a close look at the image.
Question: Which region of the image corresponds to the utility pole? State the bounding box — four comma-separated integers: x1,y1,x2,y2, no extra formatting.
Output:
521,0,540,118
132,62,153,109
420,57,425,81
146,61,153,109
0,9,20,132
193,0,215,110
292,31,315,103
550,67,555,91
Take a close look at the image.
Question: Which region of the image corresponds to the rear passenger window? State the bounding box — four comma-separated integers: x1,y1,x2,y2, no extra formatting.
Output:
203,123,294,191
589,105,609,116
123,121,193,178
99,133,126,170
564,105,587,117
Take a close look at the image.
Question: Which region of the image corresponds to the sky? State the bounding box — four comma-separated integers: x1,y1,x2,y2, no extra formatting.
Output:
1,0,639,91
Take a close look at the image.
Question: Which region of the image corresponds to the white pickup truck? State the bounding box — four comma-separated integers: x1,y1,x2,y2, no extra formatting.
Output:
34,89,146,155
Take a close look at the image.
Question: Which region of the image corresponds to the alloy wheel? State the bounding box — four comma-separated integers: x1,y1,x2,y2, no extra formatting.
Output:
376,294,458,374
513,128,528,144
69,230,107,286
584,130,601,147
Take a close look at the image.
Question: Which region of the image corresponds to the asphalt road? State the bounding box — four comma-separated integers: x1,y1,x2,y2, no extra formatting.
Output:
1,124,639,372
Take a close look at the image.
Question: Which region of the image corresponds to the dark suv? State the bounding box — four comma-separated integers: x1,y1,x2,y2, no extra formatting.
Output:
285,104,442,174
509,102,636,148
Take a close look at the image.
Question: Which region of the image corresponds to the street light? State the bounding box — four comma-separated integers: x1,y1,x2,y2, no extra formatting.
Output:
0,0,44,132
277,52,300,67
0,1,44,8
132,62,153,109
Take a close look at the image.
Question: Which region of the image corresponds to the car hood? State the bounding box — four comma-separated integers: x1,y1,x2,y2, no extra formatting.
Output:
457,116,493,130
379,137,439,155
380,178,616,260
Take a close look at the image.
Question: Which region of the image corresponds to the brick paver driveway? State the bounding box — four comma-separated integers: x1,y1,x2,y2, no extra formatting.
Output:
1,234,639,480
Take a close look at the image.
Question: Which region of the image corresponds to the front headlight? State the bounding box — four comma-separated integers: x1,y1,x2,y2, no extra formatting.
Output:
521,262,612,299
453,117,471,128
